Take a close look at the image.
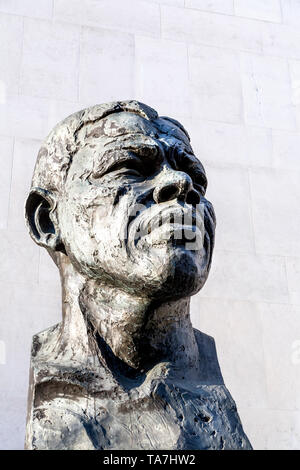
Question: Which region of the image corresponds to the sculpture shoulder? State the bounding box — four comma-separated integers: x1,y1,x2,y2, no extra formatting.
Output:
31,323,62,361
193,328,224,385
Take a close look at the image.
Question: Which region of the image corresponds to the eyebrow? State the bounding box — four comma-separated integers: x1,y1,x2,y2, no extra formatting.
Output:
167,144,206,179
91,136,163,177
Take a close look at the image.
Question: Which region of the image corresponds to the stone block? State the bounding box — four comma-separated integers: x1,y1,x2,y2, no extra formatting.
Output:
189,44,242,123
0,0,53,19
200,250,289,303
258,302,300,411
185,0,234,15
0,136,14,229
250,168,300,256
187,119,272,168
272,129,300,171
234,0,282,23
8,138,41,231
281,0,300,27
54,0,160,37
80,27,134,103
135,36,190,117
240,52,296,131
0,230,39,285
262,22,300,60
285,257,300,305
0,13,23,94
0,94,51,140
205,166,254,253
21,18,80,101
191,297,268,410
161,5,262,52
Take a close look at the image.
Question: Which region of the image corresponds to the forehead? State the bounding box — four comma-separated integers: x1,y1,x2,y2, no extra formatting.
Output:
78,111,191,150
69,111,205,181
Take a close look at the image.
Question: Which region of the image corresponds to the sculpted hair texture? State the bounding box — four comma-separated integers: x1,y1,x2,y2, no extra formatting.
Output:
31,100,189,195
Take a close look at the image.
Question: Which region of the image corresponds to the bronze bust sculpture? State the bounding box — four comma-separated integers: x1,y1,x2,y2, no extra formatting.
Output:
25,100,252,450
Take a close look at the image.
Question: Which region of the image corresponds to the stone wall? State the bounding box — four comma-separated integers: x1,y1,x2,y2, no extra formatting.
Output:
0,0,299,449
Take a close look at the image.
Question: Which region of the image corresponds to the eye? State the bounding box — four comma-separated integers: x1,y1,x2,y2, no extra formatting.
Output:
113,166,143,179
109,159,143,176
108,160,142,175
92,158,145,180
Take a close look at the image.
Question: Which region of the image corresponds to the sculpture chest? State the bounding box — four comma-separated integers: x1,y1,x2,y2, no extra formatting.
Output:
26,367,251,450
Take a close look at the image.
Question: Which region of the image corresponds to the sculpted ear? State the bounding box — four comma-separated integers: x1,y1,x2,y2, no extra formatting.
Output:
25,188,65,253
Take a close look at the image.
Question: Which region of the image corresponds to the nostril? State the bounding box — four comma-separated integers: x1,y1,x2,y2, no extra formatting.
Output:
158,184,179,203
186,189,201,205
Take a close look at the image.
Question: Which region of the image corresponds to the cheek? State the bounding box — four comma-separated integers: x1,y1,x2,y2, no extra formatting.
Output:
61,189,125,255
61,205,95,260
90,188,135,246
90,203,117,244
59,181,137,269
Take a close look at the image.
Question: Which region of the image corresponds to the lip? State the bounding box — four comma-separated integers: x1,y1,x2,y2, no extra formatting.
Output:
142,223,203,248
127,203,205,250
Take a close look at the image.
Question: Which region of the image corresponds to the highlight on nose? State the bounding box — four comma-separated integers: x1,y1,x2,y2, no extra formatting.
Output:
155,183,180,203
153,171,201,205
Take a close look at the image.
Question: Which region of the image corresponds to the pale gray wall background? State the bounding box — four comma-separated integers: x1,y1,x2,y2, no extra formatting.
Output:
0,0,300,450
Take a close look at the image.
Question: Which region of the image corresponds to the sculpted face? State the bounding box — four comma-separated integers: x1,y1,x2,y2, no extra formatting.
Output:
56,111,215,300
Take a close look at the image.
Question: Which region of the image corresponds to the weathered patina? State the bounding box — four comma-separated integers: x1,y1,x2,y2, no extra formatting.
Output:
25,101,252,450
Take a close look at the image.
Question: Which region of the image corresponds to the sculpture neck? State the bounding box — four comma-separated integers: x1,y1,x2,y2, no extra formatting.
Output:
57,254,200,375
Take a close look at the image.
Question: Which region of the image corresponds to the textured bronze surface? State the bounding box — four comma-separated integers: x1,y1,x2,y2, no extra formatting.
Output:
24,101,252,450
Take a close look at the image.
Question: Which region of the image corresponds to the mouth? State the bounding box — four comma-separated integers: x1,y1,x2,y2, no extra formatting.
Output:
139,223,203,249
128,203,205,250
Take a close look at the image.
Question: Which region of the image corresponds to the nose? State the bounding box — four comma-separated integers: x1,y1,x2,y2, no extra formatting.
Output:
153,169,200,205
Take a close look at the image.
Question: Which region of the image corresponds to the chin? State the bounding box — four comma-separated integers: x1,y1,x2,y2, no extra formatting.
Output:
146,246,208,301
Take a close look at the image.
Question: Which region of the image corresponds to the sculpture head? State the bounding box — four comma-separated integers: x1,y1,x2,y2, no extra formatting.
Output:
25,101,215,302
